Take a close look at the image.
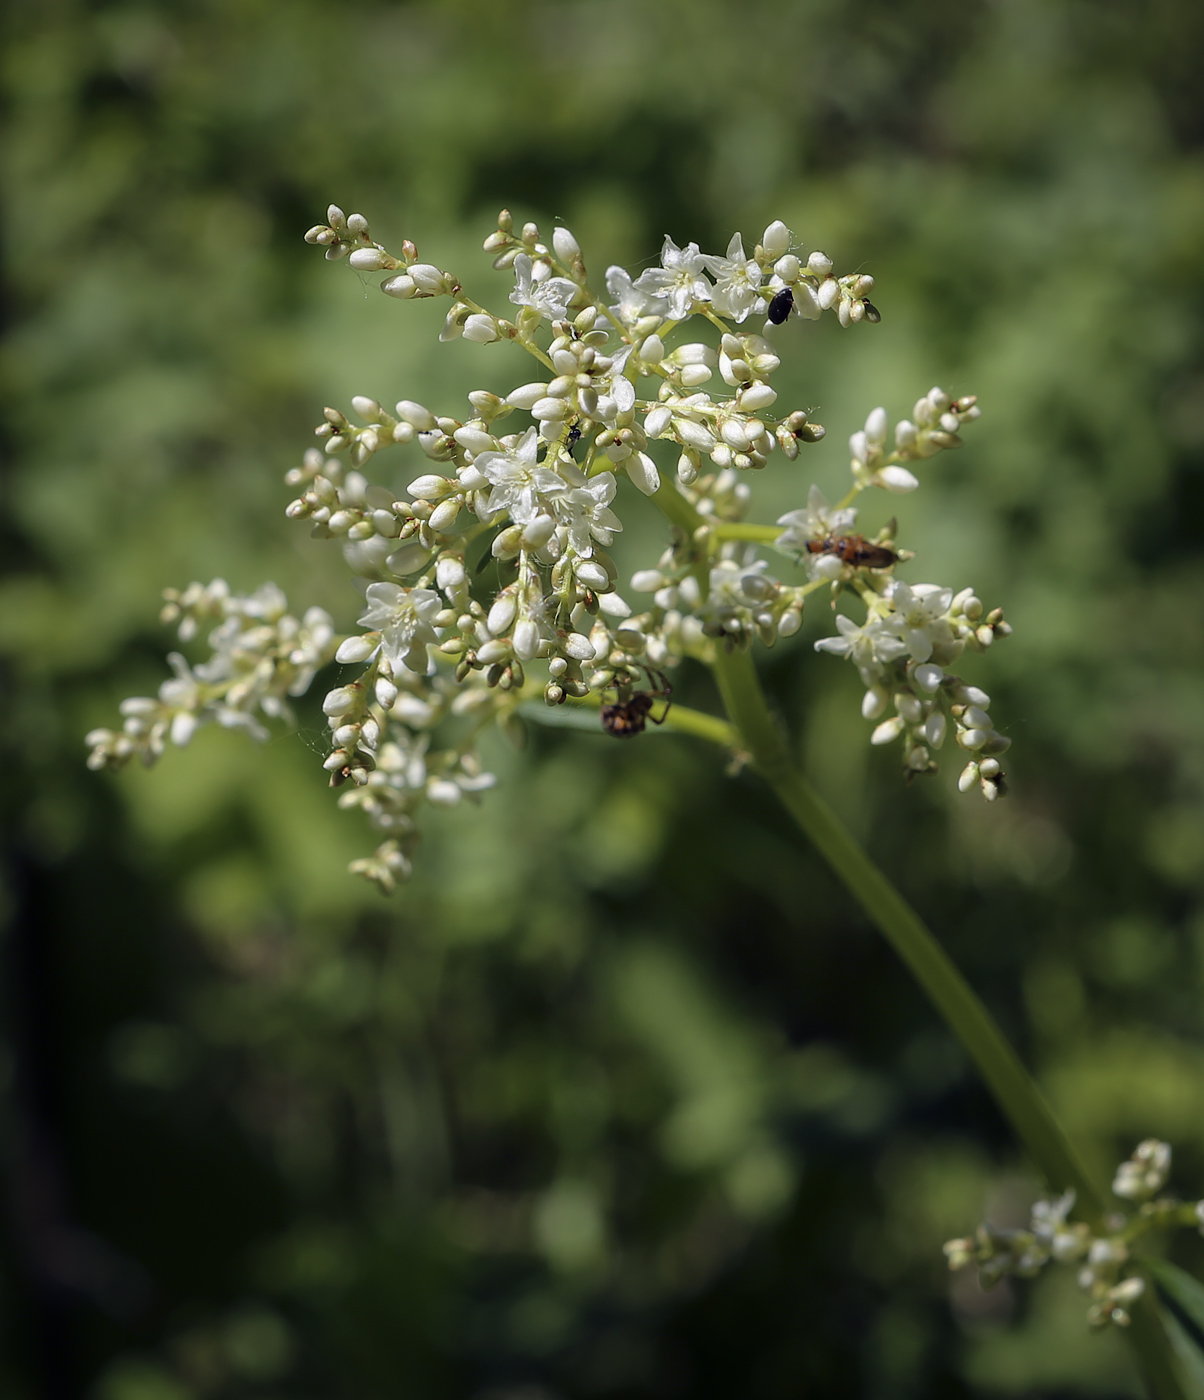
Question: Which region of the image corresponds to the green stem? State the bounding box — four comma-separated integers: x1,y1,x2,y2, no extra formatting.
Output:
1130,1285,1193,1400
654,482,1105,1212
649,480,1185,1397
712,644,1106,1217
710,522,783,542
708,644,1187,1400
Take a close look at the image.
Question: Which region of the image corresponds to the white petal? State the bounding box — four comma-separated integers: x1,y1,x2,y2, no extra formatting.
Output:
628,453,661,496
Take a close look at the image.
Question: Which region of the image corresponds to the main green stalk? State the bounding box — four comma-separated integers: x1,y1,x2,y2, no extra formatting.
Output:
711,645,1105,1216
650,482,1186,1398
711,644,1187,1399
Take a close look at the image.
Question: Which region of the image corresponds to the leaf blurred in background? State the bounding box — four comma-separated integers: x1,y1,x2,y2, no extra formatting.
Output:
3,1,1204,1396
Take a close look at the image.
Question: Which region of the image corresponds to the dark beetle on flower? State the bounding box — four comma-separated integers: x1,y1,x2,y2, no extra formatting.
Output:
806,533,898,570
767,288,794,324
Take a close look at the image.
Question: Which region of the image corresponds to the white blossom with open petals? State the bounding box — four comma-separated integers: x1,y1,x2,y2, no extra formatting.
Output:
555,463,622,555
883,581,955,663
606,264,664,324
509,254,578,321
814,613,908,682
358,583,442,674
476,428,570,526
633,236,712,320
704,233,764,323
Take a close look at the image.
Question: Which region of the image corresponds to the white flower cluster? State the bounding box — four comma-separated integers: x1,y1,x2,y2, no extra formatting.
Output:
92,205,1014,887
86,582,338,767
944,1140,1204,1329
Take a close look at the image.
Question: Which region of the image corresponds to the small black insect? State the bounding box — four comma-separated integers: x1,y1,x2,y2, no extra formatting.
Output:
767,288,794,325
566,422,582,454
600,674,673,738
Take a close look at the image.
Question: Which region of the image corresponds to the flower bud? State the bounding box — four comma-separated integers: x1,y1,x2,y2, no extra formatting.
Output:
552,226,580,261
507,382,549,410
407,474,451,499
575,560,609,590
513,618,540,660
877,465,920,493
476,638,511,665
462,313,499,343
761,221,792,260
862,686,888,720
323,686,359,716
639,334,665,363
896,692,923,724
627,452,661,496
491,525,524,558
336,634,378,664
381,274,417,299
488,593,517,636
871,717,905,745
521,514,557,549
739,383,777,411
408,263,448,294
375,677,399,709
428,499,460,532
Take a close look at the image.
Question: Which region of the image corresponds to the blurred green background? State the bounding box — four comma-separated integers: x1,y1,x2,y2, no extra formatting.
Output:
4,1,1204,1396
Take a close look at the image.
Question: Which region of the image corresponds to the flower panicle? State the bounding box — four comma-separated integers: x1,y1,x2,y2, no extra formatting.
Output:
86,581,338,771
90,206,1011,889
944,1140,1204,1329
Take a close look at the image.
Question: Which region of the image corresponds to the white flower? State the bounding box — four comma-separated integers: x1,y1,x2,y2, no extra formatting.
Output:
1112,1140,1172,1201
883,581,954,664
707,557,775,610
703,233,763,323
776,484,859,563
698,556,779,640
475,430,621,557
509,254,578,321
358,583,442,674
634,236,712,320
476,428,569,526
285,606,336,696
1030,1190,1075,1242
554,462,623,555
814,614,909,674
606,264,662,324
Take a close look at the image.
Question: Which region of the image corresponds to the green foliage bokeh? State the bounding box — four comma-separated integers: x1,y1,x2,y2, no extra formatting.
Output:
4,2,1204,1396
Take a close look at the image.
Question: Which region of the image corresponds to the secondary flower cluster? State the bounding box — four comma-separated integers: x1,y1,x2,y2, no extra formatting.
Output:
89,206,1012,886
86,582,339,767
944,1140,1204,1328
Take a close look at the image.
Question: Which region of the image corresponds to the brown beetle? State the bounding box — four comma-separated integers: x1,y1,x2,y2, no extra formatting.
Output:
805,533,898,570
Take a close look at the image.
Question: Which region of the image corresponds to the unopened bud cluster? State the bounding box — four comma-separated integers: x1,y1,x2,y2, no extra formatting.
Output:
91,205,1015,887
944,1140,1204,1329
